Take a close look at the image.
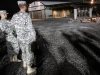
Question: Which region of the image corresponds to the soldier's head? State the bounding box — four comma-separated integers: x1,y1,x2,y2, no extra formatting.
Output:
19,4,27,11
18,1,27,11
0,10,8,19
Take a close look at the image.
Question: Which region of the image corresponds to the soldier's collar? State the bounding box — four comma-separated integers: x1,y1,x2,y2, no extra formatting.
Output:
1,18,6,20
20,10,26,12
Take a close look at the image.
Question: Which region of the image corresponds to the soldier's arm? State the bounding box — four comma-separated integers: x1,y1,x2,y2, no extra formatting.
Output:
10,15,16,34
6,21,15,34
0,22,3,31
11,15,16,29
0,22,9,35
26,14,36,41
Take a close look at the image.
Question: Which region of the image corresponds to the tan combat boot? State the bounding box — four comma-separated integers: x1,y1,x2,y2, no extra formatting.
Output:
12,55,22,62
23,61,27,69
10,57,13,62
27,66,37,74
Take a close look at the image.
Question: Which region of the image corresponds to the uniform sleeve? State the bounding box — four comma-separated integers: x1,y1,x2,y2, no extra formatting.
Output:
0,21,8,33
26,14,36,41
0,22,3,31
10,15,16,31
6,21,14,34
0,21,10,34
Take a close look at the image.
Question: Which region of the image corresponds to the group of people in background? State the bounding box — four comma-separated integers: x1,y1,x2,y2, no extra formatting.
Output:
0,0,36,74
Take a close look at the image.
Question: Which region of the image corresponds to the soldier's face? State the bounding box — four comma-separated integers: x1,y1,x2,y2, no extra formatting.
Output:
4,14,7,18
1,14,7,19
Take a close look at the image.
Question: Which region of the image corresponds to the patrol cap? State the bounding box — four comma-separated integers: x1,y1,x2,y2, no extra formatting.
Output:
0,10,8,15
17,0,27,5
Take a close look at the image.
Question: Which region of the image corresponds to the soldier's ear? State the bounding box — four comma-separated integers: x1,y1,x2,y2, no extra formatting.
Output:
19,4,27,8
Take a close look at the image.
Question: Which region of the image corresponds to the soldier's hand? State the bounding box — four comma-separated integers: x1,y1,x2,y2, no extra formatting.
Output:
12,30,17,37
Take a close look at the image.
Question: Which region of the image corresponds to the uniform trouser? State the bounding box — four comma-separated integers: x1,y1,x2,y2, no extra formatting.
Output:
6,35,19,57
19,42,34,66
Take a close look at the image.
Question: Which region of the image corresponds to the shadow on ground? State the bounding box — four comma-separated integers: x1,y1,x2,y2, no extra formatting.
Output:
0,22,100,75
62,29,100,75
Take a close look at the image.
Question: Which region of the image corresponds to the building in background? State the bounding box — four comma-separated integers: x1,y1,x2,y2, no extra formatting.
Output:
28,0,100,19
28,1,72,19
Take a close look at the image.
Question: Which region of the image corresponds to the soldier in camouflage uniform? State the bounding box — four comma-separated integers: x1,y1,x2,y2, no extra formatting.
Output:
0,10,21,62
11,1,36,74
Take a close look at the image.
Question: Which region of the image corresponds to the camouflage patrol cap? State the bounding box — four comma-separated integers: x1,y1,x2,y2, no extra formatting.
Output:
0,10,8,15
17,0,27,5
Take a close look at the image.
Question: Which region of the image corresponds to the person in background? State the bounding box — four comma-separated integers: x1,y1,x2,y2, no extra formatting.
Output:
0,10,21,62
96,14,99,24
11,1,37,74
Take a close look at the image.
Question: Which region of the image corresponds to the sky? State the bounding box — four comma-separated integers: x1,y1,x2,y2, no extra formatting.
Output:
0,0,82,17
0,0,83,10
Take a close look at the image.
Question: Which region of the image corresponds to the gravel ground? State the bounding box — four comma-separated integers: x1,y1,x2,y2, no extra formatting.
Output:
0,18,100,75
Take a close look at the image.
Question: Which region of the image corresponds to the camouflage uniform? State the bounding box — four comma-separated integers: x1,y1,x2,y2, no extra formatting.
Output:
0,18,19,56
11,11,36,66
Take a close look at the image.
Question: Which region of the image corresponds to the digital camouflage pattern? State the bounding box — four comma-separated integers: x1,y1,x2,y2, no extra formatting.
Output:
0,18,20,56
11,11,36,66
